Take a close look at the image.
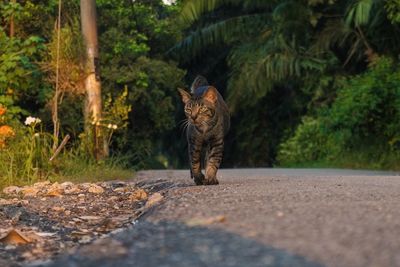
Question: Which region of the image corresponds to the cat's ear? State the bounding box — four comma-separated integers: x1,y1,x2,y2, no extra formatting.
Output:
178,88,191,104
203,86,218,104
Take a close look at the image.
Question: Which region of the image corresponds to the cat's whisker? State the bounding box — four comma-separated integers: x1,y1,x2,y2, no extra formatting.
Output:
180,119,192,133
178,119,188,127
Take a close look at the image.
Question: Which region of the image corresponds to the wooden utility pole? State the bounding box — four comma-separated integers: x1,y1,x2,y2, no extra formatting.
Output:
80,0,108,160
52,0,62,152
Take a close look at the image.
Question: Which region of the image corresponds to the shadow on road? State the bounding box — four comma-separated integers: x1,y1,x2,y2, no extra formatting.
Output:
47,220,324,267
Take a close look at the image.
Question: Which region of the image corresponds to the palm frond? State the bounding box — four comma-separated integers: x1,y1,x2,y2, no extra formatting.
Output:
170,13,270,60
226,37,326,110
180,0,277,24
312,19,367,65
181,0,240,24
345,0,374,27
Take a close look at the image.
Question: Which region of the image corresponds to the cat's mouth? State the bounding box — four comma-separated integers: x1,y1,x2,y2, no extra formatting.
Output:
189,118,199,125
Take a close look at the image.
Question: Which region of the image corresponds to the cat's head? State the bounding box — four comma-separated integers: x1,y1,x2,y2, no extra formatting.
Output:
178,87,218,132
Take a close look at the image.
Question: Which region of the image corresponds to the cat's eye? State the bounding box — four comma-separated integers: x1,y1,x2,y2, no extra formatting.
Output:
200,107,208,113
184,107,191,113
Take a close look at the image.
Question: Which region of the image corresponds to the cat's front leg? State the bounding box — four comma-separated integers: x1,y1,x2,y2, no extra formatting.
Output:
188,139,205,185
204,137,223,185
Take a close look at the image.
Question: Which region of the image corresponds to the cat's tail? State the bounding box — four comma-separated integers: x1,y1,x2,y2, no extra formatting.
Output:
190,75,209,93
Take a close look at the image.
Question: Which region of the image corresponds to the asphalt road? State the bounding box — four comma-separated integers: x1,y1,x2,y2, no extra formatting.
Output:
48,168,400,267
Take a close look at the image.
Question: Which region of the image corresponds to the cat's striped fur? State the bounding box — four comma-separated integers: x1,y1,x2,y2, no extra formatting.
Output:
178,76,230,185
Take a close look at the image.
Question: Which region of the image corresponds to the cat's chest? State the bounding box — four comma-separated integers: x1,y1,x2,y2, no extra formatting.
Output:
189,125,221,141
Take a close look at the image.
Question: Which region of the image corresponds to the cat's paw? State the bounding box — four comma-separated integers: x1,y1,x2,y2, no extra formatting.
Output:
193,173,205,185
204,177,219,185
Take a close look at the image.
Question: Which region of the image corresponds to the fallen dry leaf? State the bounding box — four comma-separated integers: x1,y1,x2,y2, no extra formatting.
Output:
21,187,39,197
0,229,31,245
46,188,63,197
34,232,57,237
185,215,226,227
129,189,148,201
51,206,65,212
145,192,163,207
79,216,102,221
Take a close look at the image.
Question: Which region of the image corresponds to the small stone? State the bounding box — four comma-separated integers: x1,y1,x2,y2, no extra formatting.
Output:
2,186,20,195
88,185,104,194
0,199,14,205
60,182,74,189
4,245,16,250
64,186,81,194
108,196,119,201
33,181,51,188
79,183,92,190
64,210,71,216
78,235,92,244
113,187,126,193
78,194,85,198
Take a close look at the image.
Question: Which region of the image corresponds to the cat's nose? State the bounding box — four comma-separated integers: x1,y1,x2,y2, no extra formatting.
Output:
191,114,197,121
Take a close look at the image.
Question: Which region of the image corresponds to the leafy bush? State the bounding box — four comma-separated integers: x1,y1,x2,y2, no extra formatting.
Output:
278,57,400,169
278,117,328,164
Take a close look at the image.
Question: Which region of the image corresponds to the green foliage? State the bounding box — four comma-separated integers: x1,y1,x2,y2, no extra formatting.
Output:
4,0,400,176
278,57,400,169
0,117,53,186
97,0,186,168
0,30,44,97
277,117,330,164
0,114,132,189
107,57,186,168
385,0,400,24
0,0,184,188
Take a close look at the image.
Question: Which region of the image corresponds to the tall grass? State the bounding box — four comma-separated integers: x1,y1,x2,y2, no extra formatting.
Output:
0,118,133,190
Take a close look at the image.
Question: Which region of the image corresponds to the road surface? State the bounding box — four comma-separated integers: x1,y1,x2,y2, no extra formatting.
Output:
48,168,400,267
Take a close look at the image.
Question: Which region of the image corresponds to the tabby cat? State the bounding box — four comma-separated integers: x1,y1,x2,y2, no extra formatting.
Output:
178,76,230,185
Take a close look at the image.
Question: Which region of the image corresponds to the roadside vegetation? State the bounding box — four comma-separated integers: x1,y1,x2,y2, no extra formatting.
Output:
2,0,400,189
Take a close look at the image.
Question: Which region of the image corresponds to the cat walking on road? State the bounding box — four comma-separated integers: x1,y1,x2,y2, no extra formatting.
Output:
178,76,230,185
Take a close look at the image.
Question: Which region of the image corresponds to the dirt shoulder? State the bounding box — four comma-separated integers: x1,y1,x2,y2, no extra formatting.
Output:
0,178,173,266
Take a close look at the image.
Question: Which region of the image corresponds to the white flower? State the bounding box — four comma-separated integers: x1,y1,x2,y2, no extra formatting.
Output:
25,116,41,126
162,0,176,5
112,124,118,130
107,124,112,129
34,133,40,137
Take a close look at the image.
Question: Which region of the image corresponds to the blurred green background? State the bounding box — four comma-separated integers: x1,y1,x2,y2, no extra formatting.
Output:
2,0,400,183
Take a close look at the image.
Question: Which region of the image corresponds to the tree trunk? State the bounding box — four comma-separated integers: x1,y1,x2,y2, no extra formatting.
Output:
80,0,108,160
